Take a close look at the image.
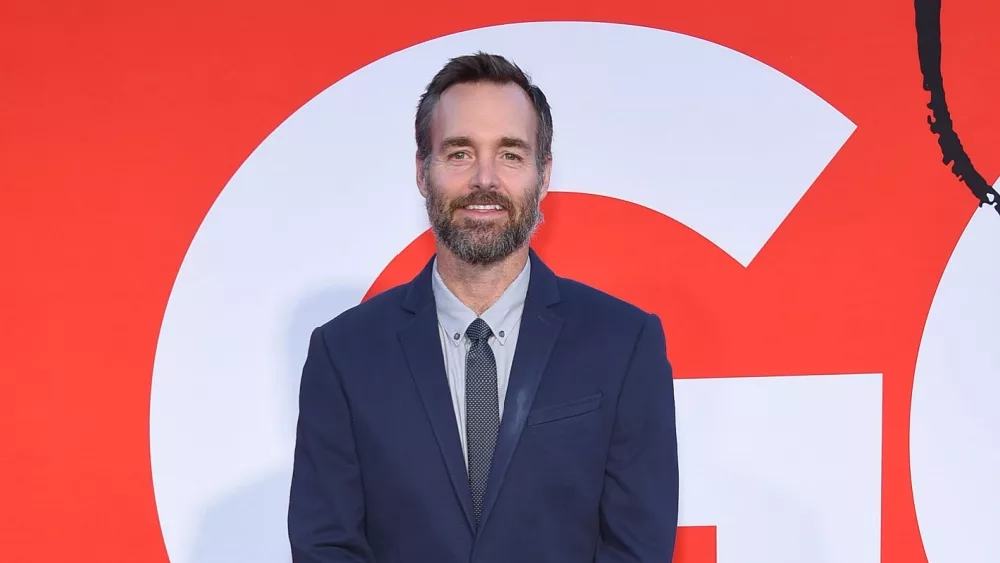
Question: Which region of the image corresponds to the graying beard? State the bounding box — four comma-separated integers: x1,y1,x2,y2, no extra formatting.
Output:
426,182,544,265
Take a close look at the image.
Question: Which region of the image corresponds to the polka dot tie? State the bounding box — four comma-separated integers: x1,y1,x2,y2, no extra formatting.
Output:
465,317,499,525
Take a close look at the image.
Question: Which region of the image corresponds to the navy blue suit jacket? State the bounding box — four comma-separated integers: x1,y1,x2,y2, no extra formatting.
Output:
288,249,679,562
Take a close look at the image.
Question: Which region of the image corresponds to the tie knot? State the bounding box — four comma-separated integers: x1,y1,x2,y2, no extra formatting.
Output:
465,318,493,342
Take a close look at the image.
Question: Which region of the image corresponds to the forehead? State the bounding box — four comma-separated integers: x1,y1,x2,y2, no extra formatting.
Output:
430,82,537,146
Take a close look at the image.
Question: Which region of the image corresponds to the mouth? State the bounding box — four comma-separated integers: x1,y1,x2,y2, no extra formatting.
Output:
462,204,506,212
453,204,508,225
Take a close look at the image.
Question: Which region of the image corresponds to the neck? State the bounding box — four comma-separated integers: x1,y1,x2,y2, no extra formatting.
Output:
435,245,529,316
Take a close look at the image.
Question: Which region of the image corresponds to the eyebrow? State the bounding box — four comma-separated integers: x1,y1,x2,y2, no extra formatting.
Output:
439,136,533,152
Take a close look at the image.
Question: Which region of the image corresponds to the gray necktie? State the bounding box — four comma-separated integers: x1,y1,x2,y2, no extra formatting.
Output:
465,317,500,524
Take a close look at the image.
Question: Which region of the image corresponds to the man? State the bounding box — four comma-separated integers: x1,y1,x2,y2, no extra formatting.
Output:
288,51,679,562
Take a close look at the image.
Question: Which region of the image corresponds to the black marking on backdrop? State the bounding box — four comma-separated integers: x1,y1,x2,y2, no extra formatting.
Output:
915,0,998,214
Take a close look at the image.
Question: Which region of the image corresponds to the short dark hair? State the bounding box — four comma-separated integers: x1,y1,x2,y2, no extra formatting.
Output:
414,51,553,172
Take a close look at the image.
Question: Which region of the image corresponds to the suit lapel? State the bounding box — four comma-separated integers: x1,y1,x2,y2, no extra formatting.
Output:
398,259,476,532
476,249,563,533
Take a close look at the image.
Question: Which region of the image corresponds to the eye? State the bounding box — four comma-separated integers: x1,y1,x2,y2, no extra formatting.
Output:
501,152,523,161
449,151,469,160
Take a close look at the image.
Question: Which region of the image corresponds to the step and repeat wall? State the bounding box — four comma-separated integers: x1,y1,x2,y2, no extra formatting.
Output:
2,1,998,562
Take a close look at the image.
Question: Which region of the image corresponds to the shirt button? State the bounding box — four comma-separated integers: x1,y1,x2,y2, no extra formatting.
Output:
453,333,460,340
498,330,505,338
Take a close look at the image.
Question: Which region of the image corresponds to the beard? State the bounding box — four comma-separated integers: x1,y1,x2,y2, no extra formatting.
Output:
425,177,544,266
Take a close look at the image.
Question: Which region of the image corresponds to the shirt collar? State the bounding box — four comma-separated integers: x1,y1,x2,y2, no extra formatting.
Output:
431,256,531,347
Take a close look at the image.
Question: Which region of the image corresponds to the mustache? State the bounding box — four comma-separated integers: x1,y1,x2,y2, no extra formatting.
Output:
448,191,514,211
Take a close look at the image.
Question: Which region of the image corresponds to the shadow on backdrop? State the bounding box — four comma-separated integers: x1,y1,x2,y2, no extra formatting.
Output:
186,286,367,563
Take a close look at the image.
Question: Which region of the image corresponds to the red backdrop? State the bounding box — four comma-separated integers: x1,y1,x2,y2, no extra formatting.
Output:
2,1,998,562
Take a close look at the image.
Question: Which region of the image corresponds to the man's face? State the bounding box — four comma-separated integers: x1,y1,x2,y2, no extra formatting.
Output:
418,81,551,265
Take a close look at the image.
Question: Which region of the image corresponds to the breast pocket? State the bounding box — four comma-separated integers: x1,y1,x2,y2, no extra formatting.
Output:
525,392,603,426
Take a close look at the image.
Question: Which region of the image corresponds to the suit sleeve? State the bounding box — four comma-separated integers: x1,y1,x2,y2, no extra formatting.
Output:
595,313,679,563
288,327,375,562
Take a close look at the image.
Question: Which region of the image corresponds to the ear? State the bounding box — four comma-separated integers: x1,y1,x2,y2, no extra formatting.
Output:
415,153,429,198
538,155,553,200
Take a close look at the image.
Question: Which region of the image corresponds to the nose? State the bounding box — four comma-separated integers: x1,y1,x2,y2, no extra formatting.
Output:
472,159,499,190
